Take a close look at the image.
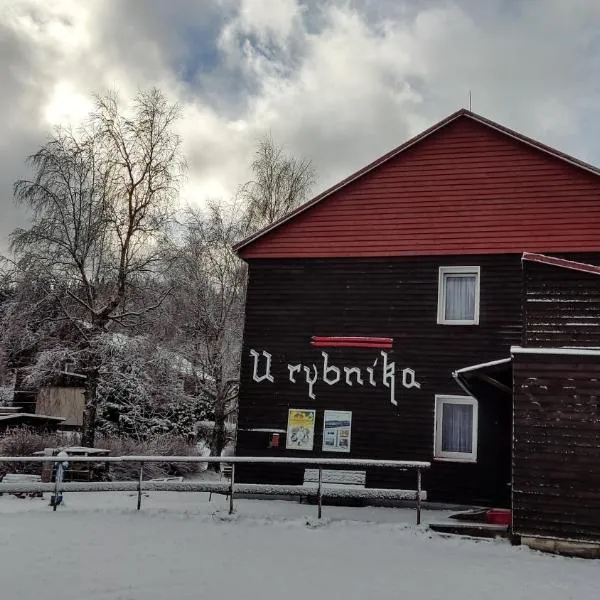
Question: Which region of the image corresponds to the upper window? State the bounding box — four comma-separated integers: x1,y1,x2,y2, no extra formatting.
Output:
434,395,478,462
437,266,480,325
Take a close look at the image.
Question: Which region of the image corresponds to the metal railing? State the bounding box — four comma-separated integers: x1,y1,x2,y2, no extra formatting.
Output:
0,455,430,524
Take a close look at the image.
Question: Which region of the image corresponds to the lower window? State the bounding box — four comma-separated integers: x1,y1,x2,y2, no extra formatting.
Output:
434,395,478,462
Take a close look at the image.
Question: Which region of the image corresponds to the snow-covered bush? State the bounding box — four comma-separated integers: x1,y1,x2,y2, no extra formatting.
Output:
0,427,201,481
94,335,214,439
96,434,201,480
0,427,62,477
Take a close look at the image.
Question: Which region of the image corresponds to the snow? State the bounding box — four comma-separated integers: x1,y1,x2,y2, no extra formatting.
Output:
1,492,599,600
0,455,432,468
511,345,600,356
453,357,511,375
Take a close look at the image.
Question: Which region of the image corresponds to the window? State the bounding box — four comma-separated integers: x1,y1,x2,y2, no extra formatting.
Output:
437,266,480,325
434,395,478,462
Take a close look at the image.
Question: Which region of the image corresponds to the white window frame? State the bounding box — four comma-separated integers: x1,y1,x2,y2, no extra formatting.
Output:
437,266,480,325
434,394,478,462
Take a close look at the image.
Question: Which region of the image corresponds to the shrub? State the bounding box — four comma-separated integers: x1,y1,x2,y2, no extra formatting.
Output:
0,427,62,478
0,428,201,481
95,434,201,481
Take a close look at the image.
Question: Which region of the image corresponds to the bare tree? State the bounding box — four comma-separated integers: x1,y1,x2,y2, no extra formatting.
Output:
9,88,184,446
240,134,315,233
163,201,246,458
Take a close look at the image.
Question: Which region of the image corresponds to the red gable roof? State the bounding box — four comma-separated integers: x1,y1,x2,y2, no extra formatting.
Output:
235,109,600,259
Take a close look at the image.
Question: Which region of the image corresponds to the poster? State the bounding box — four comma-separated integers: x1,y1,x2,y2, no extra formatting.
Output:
322,410,352,453
286,409,316,451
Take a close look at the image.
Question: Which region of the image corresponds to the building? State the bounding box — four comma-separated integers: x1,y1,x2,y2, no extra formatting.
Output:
13,365,86,431
511,253,600,551
233,109,600,507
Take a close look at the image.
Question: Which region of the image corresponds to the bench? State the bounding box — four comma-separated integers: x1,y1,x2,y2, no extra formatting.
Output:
0,473,43,498
303,469,366,487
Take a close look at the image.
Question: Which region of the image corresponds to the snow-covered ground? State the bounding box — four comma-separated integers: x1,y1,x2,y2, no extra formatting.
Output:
1,491,598,599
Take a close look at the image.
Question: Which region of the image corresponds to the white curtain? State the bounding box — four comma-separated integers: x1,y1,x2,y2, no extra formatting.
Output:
445,275,476,320
442,404,473,453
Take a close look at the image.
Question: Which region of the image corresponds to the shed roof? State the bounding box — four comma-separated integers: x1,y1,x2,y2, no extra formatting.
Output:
0,413,65,423
522,252,600,276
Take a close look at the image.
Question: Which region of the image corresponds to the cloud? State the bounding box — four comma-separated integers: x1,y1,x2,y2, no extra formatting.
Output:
0,0,599,247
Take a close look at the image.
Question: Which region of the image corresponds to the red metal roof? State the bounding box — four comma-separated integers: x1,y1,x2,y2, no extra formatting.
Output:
235,110,600,259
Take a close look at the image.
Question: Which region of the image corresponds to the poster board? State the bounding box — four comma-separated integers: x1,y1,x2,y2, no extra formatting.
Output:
322,410,352,453
286,409,316,451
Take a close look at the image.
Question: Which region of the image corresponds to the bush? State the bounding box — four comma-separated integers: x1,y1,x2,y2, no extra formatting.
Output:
0,428,201,481
0,427,62,478
95,434,201,481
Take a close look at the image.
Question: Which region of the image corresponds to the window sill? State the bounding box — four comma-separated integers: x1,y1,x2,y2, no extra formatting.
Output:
433,455,477,464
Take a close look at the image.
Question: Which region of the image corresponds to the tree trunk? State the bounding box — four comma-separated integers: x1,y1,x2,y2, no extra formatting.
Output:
210,395,227,469
81,367,100,447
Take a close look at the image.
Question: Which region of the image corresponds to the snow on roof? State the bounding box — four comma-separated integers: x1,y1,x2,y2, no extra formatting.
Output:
511,346,600,356
0,406,23,413
522,252,600,276
453,358,511,376
0,413,65,423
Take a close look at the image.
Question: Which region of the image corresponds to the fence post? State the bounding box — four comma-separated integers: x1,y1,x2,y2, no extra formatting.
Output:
137,463,144,511
416,468,422,526
52,462,60,512
229,464,235,515
317,467,323,519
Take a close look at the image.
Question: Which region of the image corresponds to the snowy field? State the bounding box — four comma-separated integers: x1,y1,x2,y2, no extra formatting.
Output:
1,491,599,600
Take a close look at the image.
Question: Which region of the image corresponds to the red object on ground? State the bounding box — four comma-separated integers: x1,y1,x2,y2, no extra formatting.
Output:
486,509,512,525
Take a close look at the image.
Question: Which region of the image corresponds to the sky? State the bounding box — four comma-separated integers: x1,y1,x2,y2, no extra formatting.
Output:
1,0,599,247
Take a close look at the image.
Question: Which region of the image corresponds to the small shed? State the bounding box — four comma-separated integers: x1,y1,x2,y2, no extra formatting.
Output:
35,386,85,428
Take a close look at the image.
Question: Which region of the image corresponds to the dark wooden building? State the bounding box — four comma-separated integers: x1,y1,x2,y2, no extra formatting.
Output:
233,109,600,507
511,253,600,550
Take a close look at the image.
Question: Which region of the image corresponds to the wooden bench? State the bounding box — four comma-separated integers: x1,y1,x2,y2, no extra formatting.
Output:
0,473,43,498
303,469,366,487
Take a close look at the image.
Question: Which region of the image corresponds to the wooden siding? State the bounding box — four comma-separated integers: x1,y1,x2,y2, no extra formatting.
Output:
236,254,522,506
523,255,600,347
239,117,600,259
36,386,85,427
512,353,600,542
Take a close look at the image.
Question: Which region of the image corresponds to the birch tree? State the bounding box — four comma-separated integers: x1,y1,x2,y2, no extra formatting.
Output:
9,88,184,446
164,202,246,457
240,135,315,233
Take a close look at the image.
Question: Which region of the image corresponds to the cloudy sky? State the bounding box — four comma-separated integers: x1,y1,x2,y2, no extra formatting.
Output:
1,0,599,246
